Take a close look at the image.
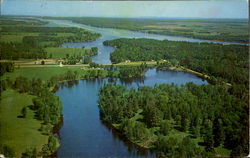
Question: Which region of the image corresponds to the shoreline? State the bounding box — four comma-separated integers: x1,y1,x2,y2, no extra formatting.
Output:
67,20,249,45
101,119,153,150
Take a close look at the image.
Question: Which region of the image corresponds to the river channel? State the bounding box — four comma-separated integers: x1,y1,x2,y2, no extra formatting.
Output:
44,19,225,157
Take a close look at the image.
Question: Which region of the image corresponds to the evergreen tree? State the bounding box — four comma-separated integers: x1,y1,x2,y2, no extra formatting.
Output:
213,118,225,147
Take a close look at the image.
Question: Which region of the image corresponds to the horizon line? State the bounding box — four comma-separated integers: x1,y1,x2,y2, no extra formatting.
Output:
1,14,249,20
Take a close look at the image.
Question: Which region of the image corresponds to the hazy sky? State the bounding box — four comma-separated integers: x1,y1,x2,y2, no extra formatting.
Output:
1,0,249,18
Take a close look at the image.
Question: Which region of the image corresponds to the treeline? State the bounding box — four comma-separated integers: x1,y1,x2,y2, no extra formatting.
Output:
118,63,148,79
47,17,248,43
1,26,100,44
146,30,249,43
0,17,47,25
64,47,98,65
98,83,248,157
48,64,148,83
0,24,100,60
1,76,63,126
104,38,249,86
20,135,59,158
0,62,14,76
0,76,62,156
0,42,47,60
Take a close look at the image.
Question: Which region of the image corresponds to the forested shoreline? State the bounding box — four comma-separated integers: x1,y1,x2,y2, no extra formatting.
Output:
99,82,248,157
101,38,249,157
0,17,101,157
104,38,249,86
0,17,101,60
44,17,249,43
0,16,249,157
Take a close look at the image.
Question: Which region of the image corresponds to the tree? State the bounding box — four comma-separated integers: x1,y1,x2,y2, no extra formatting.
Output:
0,145,15,158
181,116,190,132
160,120,172,135
21,147,37,158
213,118,225,147
21,107,27,118
144,104,163,127
203,119,214,152
179,137,202,158
83,56,92,64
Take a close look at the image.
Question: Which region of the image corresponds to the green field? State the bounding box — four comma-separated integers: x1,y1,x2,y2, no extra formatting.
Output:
0,32,74,43
0,35,25,43
45,47,92,59
0,33,39,43
0,89,48,157
2,66,88,80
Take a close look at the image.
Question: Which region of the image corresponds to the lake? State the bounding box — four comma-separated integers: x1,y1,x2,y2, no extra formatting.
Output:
47,19,210,158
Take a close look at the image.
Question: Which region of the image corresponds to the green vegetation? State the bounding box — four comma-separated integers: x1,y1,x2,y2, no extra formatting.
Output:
118,63,148,79
0,17,47,26
0,89,48,157
99,83,248,157
104,38,249,86
0,74,64,156
45,47,98,59
0,62,14,76
48,17,248,42
1,16,248,158
2,67,84,80
1,66,105,81
0,16,101,60
102,38,248,157
0,42,47,60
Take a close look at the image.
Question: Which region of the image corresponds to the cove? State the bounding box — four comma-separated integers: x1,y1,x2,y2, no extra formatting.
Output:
55,69,207,158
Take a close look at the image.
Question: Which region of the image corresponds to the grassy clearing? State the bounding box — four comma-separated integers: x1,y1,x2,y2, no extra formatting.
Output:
214,146,231,157
2,66,87,80
56,33,75,37
0,89,48,157
0,33,40,43
115,61,157,67
45,47,92,59
0,35,24,43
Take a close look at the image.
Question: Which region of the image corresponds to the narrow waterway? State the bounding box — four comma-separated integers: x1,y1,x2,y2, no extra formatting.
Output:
42,19,216,157
56,69,207,158
45,19,248,65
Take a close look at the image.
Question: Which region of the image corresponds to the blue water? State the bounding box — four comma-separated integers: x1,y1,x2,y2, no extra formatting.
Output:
56,69,207,158
43,19,248,65
45,19,209,158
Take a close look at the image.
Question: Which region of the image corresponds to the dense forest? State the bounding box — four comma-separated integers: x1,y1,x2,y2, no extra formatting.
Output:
0,62,14,76
104,39,249,86
0,42,47,60
102,38,249,157
99,83,248,157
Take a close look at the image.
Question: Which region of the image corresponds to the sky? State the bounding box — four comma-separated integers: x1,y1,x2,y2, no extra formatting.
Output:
1,0,249,18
